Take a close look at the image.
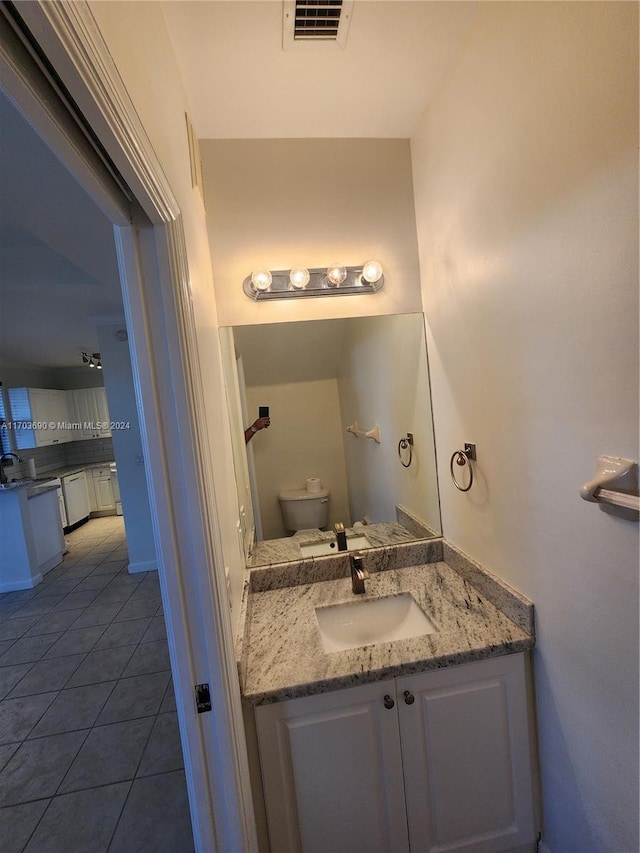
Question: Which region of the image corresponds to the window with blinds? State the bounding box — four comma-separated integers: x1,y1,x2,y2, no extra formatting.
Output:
0,384,10,456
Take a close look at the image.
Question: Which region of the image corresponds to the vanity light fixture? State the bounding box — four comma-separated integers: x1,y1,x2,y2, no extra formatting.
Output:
244,262,384,301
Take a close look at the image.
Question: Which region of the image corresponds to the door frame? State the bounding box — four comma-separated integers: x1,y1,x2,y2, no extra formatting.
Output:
0,4,257,851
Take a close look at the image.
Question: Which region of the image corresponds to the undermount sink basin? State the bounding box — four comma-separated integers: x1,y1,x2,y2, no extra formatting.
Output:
315,592,436,653
299,535,371,558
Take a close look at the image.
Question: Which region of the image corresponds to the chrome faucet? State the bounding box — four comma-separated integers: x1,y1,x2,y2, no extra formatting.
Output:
350,552,369,595
0,453,22,485
334,521,348,552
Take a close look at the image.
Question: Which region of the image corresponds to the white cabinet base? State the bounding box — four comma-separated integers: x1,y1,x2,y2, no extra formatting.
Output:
255,654,538,853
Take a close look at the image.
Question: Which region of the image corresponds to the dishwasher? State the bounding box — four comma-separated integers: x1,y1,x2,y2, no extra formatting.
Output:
61,470,90,529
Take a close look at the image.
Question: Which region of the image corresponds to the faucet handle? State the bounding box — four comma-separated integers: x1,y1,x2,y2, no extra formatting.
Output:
334,521,345,533
350,552,369,578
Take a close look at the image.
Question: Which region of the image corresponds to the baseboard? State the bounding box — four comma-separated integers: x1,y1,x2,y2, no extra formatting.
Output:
40,552,63,575
127,559,157,574
0,573,43,593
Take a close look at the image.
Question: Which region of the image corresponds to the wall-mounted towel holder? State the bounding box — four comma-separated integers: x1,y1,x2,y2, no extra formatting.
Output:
346,421,381,443
580,456,639,521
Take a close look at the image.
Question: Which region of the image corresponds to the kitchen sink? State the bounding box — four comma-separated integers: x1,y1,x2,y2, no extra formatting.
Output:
315,592,436,653
299,534,371,558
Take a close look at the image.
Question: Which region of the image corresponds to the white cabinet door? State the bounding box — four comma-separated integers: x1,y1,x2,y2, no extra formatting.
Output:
256,680,410,853
27,389,54,446
256,655,537,853
7,388,74,448
94,472,115,511
93,387,112,437
397,655,536,853
85,472,97,513
69,389,110,439
48,390,72,444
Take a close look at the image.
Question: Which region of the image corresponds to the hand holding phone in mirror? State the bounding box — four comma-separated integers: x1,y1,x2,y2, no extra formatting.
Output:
245,407,270,444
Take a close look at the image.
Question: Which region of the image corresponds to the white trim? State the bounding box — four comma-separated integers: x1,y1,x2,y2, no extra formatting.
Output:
0,573,43,593
126,559,157,575
3,3,258,852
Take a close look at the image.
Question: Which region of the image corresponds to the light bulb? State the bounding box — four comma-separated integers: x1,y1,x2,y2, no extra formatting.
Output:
289,267,310,289
251,268,272,292
326,265,347,287
361,260,383,284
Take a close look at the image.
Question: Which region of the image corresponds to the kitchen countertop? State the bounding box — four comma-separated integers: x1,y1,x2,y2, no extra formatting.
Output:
0,461,115,497
241,554,535,705
35,462,115,480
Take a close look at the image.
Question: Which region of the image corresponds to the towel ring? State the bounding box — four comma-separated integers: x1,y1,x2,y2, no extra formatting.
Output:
398,434,414,468
450,449,474,492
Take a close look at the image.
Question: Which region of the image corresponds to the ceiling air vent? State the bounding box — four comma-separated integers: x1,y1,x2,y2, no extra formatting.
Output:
283,0,354,50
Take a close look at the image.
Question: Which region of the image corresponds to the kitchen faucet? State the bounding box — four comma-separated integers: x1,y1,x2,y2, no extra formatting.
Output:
350,552,369,595
334,521,348,552
0,453,23,485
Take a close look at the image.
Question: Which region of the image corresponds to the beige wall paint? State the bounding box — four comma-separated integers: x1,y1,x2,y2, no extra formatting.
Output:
411,4,638,851
245,379,350,539
200,138,422,326
337,315,440,532
89,1,245,631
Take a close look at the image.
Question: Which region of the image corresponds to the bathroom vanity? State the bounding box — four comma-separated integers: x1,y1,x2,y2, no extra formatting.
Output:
238,540,539,853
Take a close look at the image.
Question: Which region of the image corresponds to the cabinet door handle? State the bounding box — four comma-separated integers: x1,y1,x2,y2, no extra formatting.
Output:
383,694,395,710
403,690,415,705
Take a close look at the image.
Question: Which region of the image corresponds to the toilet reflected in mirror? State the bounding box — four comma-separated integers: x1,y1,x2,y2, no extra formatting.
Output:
279,486,330,534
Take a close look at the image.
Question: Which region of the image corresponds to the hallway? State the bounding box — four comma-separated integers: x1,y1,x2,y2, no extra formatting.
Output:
0,517,194,852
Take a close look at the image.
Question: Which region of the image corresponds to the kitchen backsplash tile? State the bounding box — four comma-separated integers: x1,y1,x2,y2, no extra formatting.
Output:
3,438,114,480
64,438,114,465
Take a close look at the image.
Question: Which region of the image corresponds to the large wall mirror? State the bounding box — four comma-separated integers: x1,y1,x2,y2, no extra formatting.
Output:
220,313,442,566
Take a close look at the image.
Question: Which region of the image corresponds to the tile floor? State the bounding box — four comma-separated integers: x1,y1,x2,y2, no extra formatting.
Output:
0,517,195,852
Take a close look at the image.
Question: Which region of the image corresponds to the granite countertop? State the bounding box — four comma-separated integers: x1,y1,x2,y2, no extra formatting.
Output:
241,556,534,705
248,521,424,567
37,462,115,480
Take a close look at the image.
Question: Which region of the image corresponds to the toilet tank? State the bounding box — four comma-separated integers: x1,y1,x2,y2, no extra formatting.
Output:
278,488,330,532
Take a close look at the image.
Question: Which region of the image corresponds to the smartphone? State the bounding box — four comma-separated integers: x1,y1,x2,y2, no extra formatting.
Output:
259,406,269,419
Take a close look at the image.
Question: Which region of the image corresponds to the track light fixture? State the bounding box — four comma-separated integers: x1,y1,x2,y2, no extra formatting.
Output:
81,352,102,369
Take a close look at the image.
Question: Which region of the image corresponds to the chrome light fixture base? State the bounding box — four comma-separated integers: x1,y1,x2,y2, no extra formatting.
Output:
243,265,384,301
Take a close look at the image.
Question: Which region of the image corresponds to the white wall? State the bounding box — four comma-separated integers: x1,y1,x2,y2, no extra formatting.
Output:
97,322,156,574
337,314,440,532
55,366,105,390
0,363,60,389
411,4,638,851
90,1,246,631
200,138,422,327
245,378,350,539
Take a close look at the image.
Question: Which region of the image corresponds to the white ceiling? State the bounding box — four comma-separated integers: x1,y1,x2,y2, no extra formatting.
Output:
0,90,123,369
162,1,478,139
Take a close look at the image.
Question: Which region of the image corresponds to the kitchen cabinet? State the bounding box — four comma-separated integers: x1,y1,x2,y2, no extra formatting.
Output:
0,485,64,591
88,466,116,515
7,388,72,448
255,654,537,853
69,388,111,439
